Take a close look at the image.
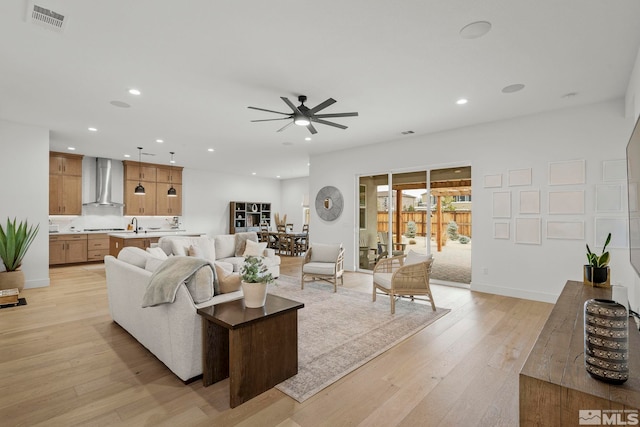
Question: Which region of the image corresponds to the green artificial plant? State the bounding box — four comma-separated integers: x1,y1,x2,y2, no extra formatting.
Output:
586,232,611,268
0,217,40,271
240,255,274,284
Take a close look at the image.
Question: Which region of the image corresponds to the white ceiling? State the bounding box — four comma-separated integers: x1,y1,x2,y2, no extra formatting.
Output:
2,1,640,179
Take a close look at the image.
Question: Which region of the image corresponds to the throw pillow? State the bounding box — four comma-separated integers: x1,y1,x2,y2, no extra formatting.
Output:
144,257,165,272
170,240,190,257
214,263,241,294
310,243,342,263
117,246,153,269
185,265,215,303
234,232,259,256
214,234,236,259
243,239,267,257
146,247,168,260
405,250,432,266
188,244,204,258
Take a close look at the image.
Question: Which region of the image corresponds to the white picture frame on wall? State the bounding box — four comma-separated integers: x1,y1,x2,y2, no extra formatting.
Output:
494,222,510,239
508,168,532,187
519,190,540,214
595,184,623,212
595,217,628,249
548,159,585,185
548,190,584,214
515,218,541,245
602,159,626,181
546,220,584,240
492,191,511,218
484,174,502,188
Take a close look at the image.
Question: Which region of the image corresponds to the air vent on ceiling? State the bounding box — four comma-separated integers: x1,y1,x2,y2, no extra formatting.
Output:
27,3,67,32
401,130,415,135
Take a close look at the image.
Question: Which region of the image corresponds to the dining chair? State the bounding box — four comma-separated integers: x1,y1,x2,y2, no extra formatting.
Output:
294,224,309,256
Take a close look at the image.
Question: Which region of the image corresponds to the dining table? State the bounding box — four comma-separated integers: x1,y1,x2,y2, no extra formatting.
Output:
267,231,308,256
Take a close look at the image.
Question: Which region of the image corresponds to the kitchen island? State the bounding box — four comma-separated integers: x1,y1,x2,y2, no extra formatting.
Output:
108,230,204,257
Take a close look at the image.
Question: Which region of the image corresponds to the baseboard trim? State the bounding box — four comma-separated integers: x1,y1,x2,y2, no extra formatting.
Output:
24,278,50,289
470,281,558,304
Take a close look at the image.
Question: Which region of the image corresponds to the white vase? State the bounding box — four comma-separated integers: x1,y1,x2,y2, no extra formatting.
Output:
241,281,268,308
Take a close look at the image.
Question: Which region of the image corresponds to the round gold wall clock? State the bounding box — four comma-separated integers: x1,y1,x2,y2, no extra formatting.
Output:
315,186,343,221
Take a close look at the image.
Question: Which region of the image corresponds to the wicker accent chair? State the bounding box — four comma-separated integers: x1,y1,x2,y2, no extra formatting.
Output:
372,251,436,314
301,243,344,292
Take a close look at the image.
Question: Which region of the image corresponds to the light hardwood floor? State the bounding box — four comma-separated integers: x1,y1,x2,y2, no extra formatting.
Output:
0,257,552,426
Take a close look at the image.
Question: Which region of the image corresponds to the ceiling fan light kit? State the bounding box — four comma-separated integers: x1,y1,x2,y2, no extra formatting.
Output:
249,95,358,135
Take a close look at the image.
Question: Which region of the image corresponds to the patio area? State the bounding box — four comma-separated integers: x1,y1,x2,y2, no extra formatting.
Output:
405,236,471,285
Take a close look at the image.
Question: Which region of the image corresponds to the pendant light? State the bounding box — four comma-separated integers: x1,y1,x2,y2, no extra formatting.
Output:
134,147,145,195
167,152,177,197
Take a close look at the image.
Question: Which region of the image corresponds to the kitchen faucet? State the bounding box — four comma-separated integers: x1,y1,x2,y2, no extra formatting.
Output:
131,217,138,234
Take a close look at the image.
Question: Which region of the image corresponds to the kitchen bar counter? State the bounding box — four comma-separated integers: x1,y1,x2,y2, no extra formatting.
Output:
108,231,203,257
108,230,200,239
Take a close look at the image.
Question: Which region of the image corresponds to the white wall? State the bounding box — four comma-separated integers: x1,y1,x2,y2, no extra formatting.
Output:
309,100,638,306
182,168,282,236
0,119,50,288
280,177,309,231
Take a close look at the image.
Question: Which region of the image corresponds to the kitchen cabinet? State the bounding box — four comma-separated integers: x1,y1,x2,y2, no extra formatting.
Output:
109,235,160,257
49,152,83,215
156,183,183,215
87,233,110,262
49,234,88,265
124,180,157,215
122,161,183,216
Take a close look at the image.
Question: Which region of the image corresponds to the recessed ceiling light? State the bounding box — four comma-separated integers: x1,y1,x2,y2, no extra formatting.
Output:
502,84,525,93
207,148,215,152
276,175,281,178
110,100,131,108
459,21,492,39
307,163,310,167
401,130,415,135
305,137,311,141
128,89,141,95
156,139,164,143
88,127,97,132
124,154,131,158
456,98,468,105
67,146,76,151
252,172,257,176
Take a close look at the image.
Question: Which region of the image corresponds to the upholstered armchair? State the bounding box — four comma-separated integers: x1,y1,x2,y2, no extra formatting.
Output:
372,250,435,314
301,243,344,292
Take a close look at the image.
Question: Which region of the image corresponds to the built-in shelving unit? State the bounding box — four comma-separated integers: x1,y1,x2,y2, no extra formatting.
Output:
229,201,271,234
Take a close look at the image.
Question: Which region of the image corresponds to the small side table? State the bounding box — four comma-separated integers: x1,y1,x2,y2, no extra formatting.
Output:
197,294,304,408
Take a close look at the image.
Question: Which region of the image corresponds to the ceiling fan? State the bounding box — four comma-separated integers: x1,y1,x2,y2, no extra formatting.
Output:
248,95,358,135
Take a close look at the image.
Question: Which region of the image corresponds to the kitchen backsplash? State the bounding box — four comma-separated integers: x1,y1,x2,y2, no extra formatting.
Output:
49,215,182,233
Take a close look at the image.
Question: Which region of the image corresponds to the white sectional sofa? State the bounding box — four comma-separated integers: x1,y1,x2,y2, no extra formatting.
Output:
157,232,281,278
104,246,243,381
103,232,280,382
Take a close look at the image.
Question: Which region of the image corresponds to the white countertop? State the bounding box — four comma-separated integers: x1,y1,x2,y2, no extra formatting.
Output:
108,231,203,239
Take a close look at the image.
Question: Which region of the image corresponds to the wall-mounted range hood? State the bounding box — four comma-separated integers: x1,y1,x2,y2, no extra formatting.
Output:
83,158,124,207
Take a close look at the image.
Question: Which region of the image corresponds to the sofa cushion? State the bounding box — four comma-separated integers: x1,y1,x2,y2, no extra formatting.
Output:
235,232,258,256
146,247,168,260
303,261,337,275
215,234,236,259
163,236,215,263
118,246,154,269
244,239,267,257
310,243,342,263
214,263,242,294
145,257,165,273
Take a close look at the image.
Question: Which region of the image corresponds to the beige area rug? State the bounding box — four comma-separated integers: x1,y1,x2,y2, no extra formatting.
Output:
269,275,450,403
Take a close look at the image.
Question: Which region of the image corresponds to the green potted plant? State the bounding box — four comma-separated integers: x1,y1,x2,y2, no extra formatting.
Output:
240,255,274,308
0,217,40,292
584,232,611,287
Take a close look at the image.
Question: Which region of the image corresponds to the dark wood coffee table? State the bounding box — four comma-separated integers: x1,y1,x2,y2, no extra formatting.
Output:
197,294,304,408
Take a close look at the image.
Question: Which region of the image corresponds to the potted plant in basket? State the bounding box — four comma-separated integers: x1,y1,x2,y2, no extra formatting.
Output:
0,217,40,292
584,232,611,287
240,256,274,308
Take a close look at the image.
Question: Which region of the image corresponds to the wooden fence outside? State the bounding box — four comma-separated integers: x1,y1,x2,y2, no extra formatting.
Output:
377,210,472,238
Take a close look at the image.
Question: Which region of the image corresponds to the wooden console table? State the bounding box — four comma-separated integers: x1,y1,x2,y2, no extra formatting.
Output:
519,280,640,425
197,294,304,408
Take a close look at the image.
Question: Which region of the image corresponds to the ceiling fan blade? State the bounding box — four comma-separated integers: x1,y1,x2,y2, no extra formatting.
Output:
281,97,304,115
307,123,318,134
251,118,291,122
308,98,336,114
313,112,359,118
277,121,295,132
248,106,290,115
311,118,348,130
